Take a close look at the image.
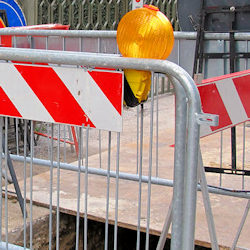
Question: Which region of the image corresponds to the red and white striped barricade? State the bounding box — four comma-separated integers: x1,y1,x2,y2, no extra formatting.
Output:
198,69,250,137
0,62,123,132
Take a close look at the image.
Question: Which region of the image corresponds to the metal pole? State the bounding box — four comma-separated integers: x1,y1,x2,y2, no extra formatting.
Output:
48,124,54,250
114,132,121,250
105,131,112,250
136,104,144,250
169,76,187,249
0,29,249,41
145,72,155,250
84,126,89,250
230,32,237,171
198,149,219,250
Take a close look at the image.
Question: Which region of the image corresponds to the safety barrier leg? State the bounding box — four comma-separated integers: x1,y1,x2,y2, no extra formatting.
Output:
156,148,219,250
231,199,250,249
156,200,173,250
198,149,219,250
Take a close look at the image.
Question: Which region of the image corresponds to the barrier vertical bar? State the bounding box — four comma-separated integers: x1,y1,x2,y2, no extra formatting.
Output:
63,125,66,163
4,118,8,250
75,127,83,249
145,72,155,250
99,130,102,168
136,104,144,250
84,126,89,250
105,131,112,250
30,121,34,250
219,131,223,187
242,123,246,190
15,119,19,155
169,76,187,250
114,132,121,250
136,105,140,174
23,120,27,249
56,125,61,250
155,73,159,177
181,83,201,250
49,124,54,250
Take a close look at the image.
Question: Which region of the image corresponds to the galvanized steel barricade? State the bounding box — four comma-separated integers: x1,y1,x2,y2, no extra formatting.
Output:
0,29,250,249
0,31,207,250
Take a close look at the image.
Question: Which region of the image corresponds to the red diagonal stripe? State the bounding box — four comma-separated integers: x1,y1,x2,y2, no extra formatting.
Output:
233,74,250,118
0,87,22,118
198,83,232,131
14,64,95,127
89,71,123,115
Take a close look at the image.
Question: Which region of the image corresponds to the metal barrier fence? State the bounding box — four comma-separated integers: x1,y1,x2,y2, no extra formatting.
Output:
17,0,179,30
0,28,207,249
0,30,250,249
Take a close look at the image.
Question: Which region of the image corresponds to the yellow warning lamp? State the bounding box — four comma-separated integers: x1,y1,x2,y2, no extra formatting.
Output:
117,4,174,107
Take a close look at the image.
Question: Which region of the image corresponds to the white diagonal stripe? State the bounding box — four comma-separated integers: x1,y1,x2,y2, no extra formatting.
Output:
216,78,248,124
0,63,54,123
53,66,123,132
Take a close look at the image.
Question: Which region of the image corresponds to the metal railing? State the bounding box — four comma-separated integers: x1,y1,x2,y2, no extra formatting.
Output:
0,29,250,249
1,28,249,76
0,32,205,249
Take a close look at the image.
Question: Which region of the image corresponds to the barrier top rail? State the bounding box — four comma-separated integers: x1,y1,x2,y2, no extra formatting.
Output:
0,47,199,107
0,47,197,100
0,29,250,40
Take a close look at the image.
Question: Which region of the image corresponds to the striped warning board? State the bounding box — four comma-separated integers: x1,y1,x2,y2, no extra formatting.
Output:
198,69,250,137
0,62,123,132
